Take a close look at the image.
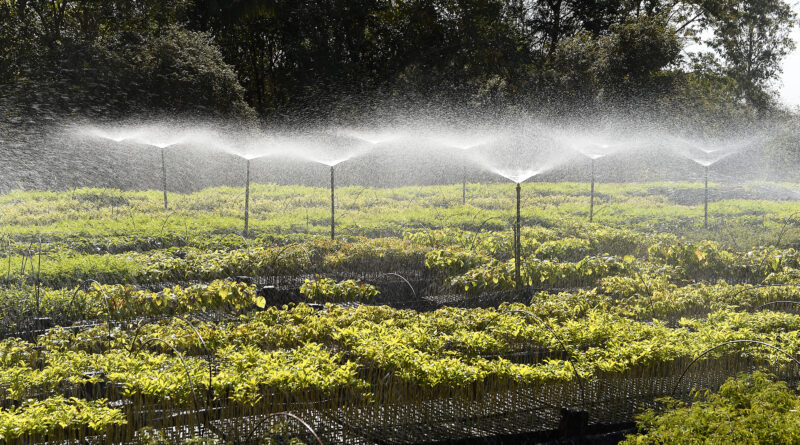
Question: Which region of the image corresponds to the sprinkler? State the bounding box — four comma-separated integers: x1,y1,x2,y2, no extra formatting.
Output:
582,152,607,223
161,147,168,210
487,172,541,296
330,166,335,240
244,159,251,237
704,165,709,229
291,130,379,240
428,136,491,206
670,136,746,229
589,158,595,223
515,182,521,296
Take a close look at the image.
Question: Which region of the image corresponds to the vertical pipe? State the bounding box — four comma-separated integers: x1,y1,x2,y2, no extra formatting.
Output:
36,235,41,315
515,182,521,296
331,166,335,240
244,159,250,237
704,165,708,229
589,158,595,223
462,161,467,205
161,147,168,210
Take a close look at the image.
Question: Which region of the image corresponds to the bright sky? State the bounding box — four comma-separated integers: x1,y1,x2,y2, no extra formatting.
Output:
688,3,800,109
779,20,800,108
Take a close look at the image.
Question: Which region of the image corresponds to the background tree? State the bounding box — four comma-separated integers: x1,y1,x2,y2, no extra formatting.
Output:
0,0,797,126
0,0,252,121
705,0,796,110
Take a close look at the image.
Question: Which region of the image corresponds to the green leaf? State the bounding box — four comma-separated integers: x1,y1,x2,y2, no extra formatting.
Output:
255,296,267,309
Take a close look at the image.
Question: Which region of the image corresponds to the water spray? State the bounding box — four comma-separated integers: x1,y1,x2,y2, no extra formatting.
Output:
670,137,743,229
286,130,383,241
81,128,177,210
244,159,251,237
485,171,539,298
555,136,616,222
425,133,493,206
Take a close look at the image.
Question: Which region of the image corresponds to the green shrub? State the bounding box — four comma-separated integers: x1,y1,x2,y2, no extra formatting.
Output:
624,372,800,444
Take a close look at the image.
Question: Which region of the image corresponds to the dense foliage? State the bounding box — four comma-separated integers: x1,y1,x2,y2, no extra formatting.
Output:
624,372,800,444
0,0,796,122
1,183,800,441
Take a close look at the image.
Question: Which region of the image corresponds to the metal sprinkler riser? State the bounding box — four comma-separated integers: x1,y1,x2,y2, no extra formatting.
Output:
704,165,709,229
589,158,595,223
515,182,521,296
244,159,251,237
161,147,168,210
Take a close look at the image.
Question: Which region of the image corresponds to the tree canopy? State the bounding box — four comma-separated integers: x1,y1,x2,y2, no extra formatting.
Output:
0,0,796,126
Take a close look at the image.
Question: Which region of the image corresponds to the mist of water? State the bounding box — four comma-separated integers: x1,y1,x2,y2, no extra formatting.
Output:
68,115,780,191
81,124,220,150
667,134,765,168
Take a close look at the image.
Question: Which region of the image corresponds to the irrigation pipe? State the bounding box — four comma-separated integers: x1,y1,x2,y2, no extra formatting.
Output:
727,283,800,302
754,300,800,311
378,272,417,299
159,211,190,242
485,309,586,409
670,340,800,398
245,412,325,445
135,337,214,438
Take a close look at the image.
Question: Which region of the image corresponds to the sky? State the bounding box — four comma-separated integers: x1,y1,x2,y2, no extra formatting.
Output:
779,20,800,108
688,3,799,109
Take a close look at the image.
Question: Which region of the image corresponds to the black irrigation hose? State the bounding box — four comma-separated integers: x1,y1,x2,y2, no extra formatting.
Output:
35,235,42,316
0,282,570,340
127,320,147,355
469,216,512,251
134,337,218,439
87,279,115,347
245,412,325,445
20,240,34,278
127,206,137,231
484,309,587,410
726,283,800,302
236,233,252,248
379,272,417,299
774,211,800,249
173,317,216,417
749,211,800,273
272,243,313,272
5,235,11,281
159,211,190,242
754,300,800,311
670,340,800,398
